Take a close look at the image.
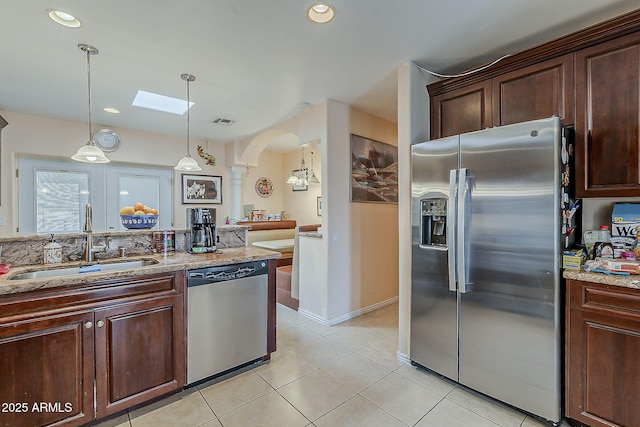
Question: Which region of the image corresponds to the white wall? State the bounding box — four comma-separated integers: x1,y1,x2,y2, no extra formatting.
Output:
0,110,231,235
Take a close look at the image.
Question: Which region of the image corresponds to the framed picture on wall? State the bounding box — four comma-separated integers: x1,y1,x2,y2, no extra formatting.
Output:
181,174,222,204
350,134,398,203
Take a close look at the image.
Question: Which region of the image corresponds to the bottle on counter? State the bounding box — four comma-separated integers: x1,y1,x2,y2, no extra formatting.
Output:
43,234,62,264
633,226,640,260
593,225,614,259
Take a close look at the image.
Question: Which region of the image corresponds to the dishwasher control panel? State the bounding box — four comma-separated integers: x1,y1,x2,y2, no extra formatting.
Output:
187,260,268,287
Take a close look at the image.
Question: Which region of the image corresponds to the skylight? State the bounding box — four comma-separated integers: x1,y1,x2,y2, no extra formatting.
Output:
132,90,193,115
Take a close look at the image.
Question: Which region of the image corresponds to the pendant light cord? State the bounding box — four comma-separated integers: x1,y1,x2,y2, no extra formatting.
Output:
86,48,93,141
186,77,190,156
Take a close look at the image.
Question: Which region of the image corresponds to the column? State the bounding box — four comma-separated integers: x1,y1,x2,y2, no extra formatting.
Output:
230,166,245,220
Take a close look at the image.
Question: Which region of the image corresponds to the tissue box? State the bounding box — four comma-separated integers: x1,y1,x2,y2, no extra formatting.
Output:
563,249,586,271
611,203,640,256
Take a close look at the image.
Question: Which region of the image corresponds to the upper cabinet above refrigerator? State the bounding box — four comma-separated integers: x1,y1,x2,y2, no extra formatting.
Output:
428,9,640,197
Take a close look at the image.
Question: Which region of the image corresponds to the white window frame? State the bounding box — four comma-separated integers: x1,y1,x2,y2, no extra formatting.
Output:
18,156,173,234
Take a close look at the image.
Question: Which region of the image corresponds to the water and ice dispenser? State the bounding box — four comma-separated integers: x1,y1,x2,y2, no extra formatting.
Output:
420,198,447,247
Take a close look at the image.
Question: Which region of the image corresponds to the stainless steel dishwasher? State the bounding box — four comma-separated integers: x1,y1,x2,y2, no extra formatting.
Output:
186,260,268,386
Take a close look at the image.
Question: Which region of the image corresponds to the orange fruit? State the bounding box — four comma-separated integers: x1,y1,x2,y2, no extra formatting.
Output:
119,206,134,215
134,210,146,216
133,202,145,211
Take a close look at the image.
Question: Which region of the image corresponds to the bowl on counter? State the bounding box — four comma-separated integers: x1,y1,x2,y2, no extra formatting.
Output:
120,214,158,229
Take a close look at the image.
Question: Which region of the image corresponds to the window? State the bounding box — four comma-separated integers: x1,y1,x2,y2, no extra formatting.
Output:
18,156,172,234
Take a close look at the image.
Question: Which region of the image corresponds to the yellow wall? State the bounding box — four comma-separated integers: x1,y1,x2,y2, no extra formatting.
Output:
350,108,399,308
282,149,322,226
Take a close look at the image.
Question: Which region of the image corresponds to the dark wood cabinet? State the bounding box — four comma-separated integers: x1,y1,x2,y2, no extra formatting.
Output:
566,279,640,427
430,80,492,139
429,55,573,139
575,31,640,197
95,294,184,418
427,10,640,198
0,311,95,427
0,271,185,427
492,54,574,127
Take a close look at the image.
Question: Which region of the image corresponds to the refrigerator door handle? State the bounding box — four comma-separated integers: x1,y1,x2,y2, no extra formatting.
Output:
457,168,469,294
447,169,457,292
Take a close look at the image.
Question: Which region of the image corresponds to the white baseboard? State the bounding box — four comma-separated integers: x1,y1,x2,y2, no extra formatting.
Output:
298,296,399,326
297,309,331,326
396,351,412,365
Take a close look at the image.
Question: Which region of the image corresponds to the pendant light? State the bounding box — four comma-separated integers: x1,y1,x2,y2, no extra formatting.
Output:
174,73,201,171
71,44,110,163
286,148,308,185
308,150,320,183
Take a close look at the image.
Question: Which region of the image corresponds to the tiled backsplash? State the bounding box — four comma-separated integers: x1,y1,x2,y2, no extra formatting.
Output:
0,226,248,267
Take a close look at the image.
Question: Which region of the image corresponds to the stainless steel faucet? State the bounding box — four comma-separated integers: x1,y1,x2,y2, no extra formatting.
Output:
83,203,106,262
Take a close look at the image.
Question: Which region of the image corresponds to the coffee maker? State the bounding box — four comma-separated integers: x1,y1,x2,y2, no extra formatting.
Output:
186,208,217,253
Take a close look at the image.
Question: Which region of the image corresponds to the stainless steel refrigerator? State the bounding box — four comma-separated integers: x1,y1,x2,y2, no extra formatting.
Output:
410,116,564,423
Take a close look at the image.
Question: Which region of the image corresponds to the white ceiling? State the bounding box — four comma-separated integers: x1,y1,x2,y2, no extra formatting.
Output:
1,1,638,153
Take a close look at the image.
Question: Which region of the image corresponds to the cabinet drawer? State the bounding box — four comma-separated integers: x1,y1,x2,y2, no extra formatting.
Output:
570,280,640,318
0,272,184,322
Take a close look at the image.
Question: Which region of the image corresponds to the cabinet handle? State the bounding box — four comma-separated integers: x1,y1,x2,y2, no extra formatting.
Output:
84,321,93,329
96,320,105,328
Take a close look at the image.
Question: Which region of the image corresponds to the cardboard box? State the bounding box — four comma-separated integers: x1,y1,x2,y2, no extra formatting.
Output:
611,203,640,256
563,249,585,271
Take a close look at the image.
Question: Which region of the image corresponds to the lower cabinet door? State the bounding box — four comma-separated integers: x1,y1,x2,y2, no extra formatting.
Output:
94,295,185,417
567,308,640,427
0,311,95,427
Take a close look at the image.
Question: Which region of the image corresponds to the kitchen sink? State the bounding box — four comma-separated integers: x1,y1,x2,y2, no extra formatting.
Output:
8,259,159,280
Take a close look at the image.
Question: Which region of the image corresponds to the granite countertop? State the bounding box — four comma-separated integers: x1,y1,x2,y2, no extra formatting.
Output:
0,247,281,296
563,270,640,290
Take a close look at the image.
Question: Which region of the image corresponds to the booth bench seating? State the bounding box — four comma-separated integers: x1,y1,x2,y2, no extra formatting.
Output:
238,220,296,267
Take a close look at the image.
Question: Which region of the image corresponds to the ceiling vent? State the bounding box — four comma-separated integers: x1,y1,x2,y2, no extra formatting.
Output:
210,116,237,126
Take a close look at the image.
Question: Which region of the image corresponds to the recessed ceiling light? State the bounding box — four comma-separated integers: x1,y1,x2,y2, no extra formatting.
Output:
132,90,193,115
306,2,335,24
103,107,120,114
47,9,82,28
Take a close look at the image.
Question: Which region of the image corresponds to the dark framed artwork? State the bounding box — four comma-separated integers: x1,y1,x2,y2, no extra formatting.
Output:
350,134,398,203
317,196,322,216
181,174,222,204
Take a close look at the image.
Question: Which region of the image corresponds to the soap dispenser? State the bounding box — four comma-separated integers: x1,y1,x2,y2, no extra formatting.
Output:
44,234,62,264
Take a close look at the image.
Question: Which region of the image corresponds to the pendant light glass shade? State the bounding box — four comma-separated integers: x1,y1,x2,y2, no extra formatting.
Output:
175,154,200,171
308,150,320,183
175,74,201,171
71,44,110,163
71,143,110,163
307,170,320,183
286,174,300,184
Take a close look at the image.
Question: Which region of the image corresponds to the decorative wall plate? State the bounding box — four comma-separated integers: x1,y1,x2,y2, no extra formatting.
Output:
93,129,121,152
255,177,273,198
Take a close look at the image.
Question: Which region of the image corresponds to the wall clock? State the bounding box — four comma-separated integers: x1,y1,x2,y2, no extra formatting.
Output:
255,177,273,198
93,129,121,152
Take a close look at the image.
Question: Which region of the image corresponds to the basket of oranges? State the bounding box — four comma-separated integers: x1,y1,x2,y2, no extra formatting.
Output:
120,203,159,229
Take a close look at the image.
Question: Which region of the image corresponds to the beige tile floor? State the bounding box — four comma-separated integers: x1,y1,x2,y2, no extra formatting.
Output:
97,303,568,427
